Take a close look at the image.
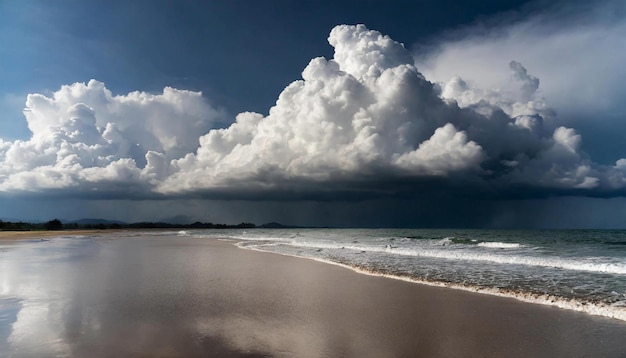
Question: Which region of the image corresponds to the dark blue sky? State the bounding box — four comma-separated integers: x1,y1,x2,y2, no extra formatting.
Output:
1,0,529,138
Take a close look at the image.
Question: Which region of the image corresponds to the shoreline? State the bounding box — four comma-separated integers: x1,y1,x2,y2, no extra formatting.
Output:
2,232,626,356
237,242,626,322
4,230,625,322
0,229,125,240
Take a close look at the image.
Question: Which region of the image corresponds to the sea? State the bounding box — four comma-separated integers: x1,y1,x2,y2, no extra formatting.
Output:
178,228,626,321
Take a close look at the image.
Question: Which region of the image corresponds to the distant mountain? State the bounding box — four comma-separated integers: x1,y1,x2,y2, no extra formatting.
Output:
157,215,197,225
67,218,127,225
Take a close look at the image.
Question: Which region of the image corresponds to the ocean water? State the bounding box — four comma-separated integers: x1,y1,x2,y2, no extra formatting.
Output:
181,228,626,321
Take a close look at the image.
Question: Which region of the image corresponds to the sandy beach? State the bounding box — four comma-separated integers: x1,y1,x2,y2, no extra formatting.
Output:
1,232,625,357
0,229,122,240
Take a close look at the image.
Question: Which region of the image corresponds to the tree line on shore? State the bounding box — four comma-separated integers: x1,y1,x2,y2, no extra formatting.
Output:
0,219,257,231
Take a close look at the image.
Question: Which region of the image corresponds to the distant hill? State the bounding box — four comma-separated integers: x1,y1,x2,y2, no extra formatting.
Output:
2,217,306,230
157,215,196,225
259,222,301,229
2,215,264,231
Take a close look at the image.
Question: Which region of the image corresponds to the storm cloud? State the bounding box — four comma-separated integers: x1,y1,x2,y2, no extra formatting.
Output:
415,0,626,164
1,24,625,203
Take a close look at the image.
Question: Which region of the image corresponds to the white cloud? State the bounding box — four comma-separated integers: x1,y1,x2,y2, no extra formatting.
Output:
23,80,224,161
1,24,625,199
159,25,485,194
0,80,224,193
393,123,483,175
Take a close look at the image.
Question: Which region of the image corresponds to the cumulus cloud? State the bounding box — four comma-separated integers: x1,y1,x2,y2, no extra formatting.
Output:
0,80,224,194
0,24,625,200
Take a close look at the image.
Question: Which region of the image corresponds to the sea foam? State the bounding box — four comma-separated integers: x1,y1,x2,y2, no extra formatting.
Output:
235,240,626,322
273,239,626,275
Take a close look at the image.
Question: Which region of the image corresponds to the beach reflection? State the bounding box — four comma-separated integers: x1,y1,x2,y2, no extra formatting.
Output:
1,238,84,357
0,235,326,357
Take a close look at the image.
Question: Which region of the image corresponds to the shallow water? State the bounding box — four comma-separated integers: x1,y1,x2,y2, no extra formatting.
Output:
188,228,626,319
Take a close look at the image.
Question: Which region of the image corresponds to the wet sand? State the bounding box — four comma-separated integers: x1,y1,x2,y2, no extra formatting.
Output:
1,233,625,357
0,229,122,240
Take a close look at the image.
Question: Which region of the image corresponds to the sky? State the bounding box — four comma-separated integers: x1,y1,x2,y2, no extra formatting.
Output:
1,0,625,228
